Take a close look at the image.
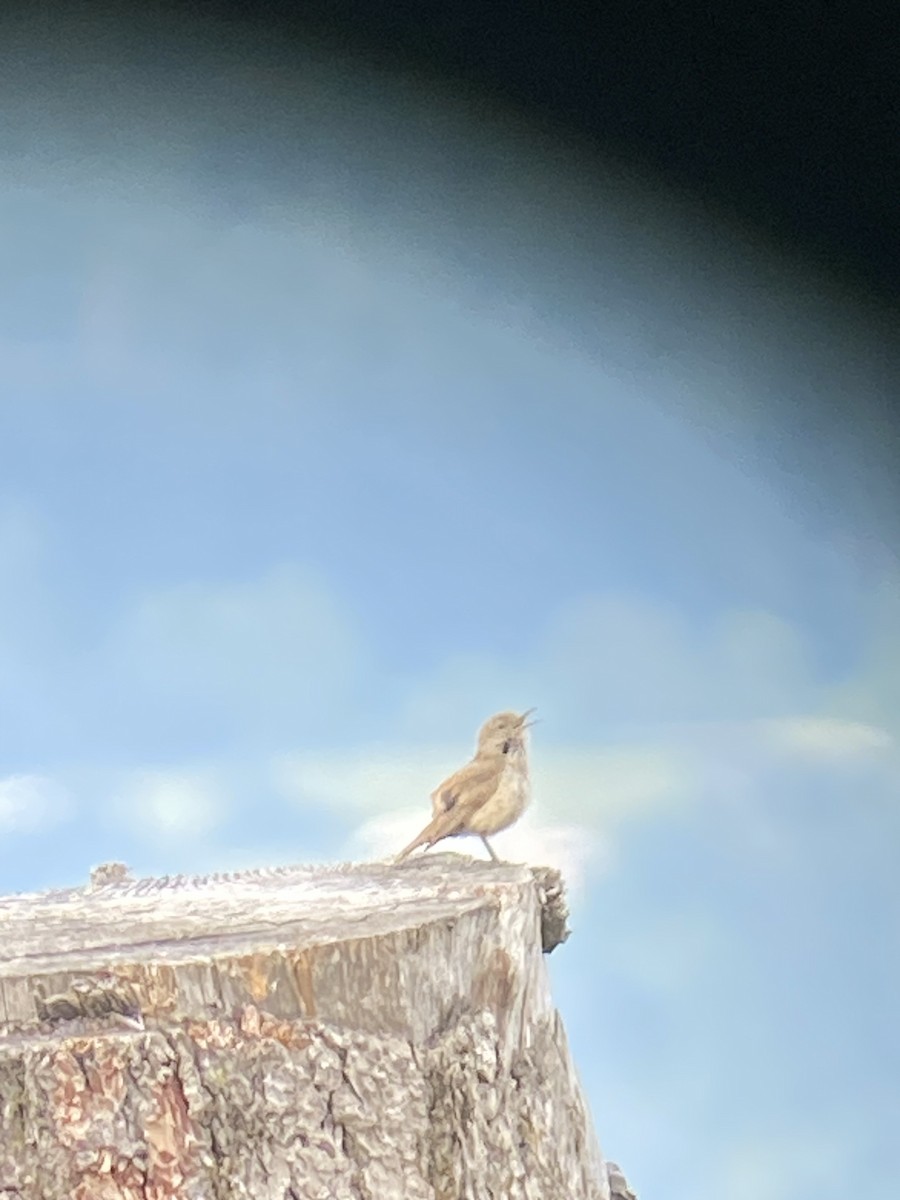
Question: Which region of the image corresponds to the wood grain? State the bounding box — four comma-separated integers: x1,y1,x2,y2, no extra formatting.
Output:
0,855,630,1199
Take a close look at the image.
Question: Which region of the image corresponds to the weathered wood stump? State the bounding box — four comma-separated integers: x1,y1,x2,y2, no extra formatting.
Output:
0,856,632,1199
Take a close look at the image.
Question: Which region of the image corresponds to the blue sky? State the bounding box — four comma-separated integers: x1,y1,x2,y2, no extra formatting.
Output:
2,18,899,1198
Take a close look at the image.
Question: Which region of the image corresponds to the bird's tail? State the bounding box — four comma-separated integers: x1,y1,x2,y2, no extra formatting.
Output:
394,808,458,863
394,823,436,863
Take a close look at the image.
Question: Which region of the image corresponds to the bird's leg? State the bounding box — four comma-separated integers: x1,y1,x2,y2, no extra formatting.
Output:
481,836,500,862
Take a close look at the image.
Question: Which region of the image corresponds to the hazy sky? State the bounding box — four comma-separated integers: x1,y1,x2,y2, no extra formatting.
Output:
1,15,898,1199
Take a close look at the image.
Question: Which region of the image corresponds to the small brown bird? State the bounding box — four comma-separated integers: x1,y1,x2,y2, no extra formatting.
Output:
395,709,536,863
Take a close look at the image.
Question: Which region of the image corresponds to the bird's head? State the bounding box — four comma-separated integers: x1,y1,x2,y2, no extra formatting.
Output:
476,708,537,755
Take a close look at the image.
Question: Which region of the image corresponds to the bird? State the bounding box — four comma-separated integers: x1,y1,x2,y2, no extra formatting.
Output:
395,708,536,863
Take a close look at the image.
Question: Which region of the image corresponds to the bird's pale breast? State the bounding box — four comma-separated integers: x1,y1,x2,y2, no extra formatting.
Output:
466,752,531,835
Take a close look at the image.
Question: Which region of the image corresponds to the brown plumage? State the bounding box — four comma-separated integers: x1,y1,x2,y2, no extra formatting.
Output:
395,709,536,863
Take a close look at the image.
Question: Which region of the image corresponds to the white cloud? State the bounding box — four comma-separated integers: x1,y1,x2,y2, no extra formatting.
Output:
273,740,694,826
348,806,603,894
538,597,815,729
272,747,455,814
760,716,893,760
394,655,536,742
109,769,226,841
386,593,820,755
100,563,369,744
0,774,70,833
712,1130,853,1200
532,745,696,825
274,738,695,890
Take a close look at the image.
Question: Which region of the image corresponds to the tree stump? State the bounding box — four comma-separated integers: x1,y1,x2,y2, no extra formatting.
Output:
0,855,632,1199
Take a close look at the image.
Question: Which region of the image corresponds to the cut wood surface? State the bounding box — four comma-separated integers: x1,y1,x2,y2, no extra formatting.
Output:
0,855,634,1200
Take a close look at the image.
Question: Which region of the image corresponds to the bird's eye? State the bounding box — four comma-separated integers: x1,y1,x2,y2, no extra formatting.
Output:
502,739,511,754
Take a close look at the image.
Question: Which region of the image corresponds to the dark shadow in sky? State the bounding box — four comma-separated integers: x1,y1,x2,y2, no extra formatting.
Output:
197,0,899,306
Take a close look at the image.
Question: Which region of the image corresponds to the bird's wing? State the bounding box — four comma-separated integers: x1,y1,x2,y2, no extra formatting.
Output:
395,758,500,862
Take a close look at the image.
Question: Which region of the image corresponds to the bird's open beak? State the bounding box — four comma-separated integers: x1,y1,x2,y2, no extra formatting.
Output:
519,707,539,728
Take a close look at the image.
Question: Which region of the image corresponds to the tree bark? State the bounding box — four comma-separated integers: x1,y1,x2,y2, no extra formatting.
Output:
0,855,631,1199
